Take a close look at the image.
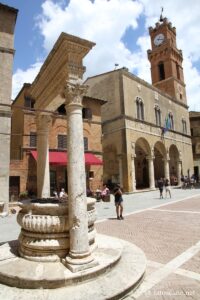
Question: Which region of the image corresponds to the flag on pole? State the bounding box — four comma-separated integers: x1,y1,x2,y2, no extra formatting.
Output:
162,115,171,136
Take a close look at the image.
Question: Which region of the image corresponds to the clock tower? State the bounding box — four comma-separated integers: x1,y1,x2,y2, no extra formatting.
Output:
147,16,187,104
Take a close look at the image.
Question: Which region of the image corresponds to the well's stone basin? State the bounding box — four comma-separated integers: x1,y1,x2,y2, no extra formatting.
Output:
17,197,97,262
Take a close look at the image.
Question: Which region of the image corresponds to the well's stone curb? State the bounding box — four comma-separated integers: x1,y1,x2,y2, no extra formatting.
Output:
0,234,146,299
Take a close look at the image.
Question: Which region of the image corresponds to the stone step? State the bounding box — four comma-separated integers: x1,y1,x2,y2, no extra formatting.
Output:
0,234,146,299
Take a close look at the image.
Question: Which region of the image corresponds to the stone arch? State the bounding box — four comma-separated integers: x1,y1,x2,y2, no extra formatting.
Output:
154,141,167,182
169,144,179,185
27,122,36,132
135,138,151,189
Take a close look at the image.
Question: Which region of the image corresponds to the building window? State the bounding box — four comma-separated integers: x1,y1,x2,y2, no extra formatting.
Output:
192,144,195,154
84,137,88,151
168,113,174,130
58,134,67,149
155,106,161,126
176,63,180,80
30,132,37,147
158,61,165,81
24,97,35,108
57,104,66,115
136,97,144,121
89,171,94,179
182,119,187,134
82,108,92,120
191,128,193,136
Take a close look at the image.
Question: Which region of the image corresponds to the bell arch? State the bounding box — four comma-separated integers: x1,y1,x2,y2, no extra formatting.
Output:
135,138,151,189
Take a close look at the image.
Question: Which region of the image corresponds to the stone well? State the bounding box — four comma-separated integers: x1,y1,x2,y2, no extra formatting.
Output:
17,197,96,262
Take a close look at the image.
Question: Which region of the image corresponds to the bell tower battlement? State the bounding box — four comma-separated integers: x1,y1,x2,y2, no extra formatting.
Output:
147,11,187,104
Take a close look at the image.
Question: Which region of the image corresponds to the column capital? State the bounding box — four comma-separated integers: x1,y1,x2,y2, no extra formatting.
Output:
65,80,88,107
36,113,52,132
146,155,154,160
177,159,182,164
131,154,136,160
163,157,170,162
131,142,136,157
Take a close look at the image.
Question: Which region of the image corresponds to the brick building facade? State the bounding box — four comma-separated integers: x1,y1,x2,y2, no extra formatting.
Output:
10,84,105,200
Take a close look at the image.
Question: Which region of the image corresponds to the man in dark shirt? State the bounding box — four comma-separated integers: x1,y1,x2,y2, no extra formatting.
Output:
157,178,164,199
113,185,124,220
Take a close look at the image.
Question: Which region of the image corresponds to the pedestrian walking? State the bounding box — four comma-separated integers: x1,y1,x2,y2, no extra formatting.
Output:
157,178,164,199
113,185,124,220
164,178,171,198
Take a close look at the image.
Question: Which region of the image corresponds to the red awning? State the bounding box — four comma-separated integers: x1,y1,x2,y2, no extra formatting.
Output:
30,151,103,166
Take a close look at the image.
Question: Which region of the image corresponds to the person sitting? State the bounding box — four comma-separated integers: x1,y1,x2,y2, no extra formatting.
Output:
59,188,67,200
53,190,58,198
86,187,93,197
101,184,110,201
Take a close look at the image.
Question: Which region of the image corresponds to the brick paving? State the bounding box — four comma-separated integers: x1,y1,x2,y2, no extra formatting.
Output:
181,252,200,274
96,195,200,299
1,190,200,299
136,273,200,300
154,195,200,212
96,209,200,264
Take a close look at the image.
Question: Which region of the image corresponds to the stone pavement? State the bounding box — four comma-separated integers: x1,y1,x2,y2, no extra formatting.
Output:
96,187,200,299
0,187,200,299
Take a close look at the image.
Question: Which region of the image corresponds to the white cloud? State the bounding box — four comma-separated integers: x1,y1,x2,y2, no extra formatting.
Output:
35,0,143,76
12,0,200,111
12,62,42,99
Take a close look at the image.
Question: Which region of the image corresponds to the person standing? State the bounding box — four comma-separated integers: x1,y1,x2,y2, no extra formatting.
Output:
113,185,124,220
101,184,110,201
164,179,171,199
157,178,164,199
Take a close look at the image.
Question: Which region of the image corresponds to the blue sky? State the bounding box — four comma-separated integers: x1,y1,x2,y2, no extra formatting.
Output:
2,0,200,111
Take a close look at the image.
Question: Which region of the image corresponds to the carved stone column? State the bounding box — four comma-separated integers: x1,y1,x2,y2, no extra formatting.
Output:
147,155,155,189
163,156,170,181
36,113,52,198
117,154,123,188
64,81,96,272
131,142,136,192
177,160,182,186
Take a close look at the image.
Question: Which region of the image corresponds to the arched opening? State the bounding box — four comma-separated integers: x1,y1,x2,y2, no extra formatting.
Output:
169,144,179,185
154,141,166,185
135,138,151,189
158,61,165,81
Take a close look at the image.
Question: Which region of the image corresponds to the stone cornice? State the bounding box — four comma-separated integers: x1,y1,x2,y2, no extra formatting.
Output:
0,109,11,118
102,114,191,139
29,33,95,110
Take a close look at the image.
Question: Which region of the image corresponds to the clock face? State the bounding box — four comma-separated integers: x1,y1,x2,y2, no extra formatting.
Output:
154,33,165,46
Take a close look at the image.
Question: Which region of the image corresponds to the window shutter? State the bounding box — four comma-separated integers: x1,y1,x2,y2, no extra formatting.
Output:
84,137,88,151
30,132,37,147
58,135,67,149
